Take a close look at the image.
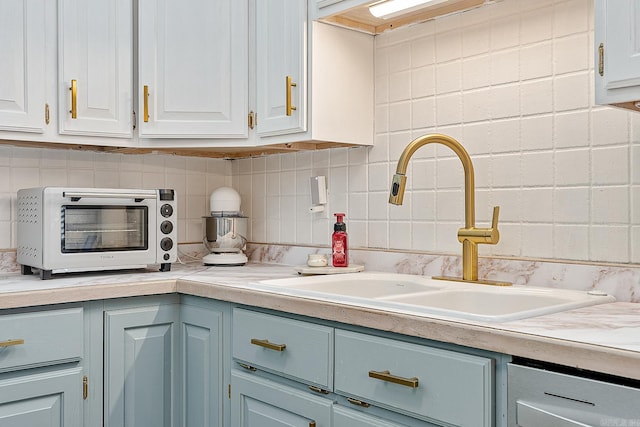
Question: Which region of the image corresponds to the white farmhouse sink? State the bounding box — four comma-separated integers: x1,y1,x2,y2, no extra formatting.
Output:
253,273,615,322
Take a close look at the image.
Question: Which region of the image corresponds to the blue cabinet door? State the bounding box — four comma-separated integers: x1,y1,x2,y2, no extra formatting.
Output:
104,304,179,427
179,298,229,427
0,367,83,427
231,369,333,427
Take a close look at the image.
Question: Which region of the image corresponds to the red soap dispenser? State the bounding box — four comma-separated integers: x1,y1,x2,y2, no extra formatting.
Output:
332,213,348,267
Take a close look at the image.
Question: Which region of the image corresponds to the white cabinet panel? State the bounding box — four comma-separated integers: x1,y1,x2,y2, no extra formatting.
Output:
58,0,133,137
138,0,248,138
0,0,46,133
256,0,307,137
595,0,640,108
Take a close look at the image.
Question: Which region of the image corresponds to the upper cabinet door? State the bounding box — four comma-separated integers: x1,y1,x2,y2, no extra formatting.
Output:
58,0,133,137
0,0,46,133
255,0,306,137
138,0,249,139
595,0,640,109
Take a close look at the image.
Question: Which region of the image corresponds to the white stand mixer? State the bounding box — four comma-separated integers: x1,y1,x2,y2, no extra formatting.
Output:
202,187,248,266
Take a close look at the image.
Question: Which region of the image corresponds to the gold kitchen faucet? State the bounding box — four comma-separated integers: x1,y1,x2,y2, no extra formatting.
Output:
389,133,510,286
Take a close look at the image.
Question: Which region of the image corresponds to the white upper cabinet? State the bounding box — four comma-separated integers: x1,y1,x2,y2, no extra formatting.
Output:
138,0,249,139
595,0,640,111
58,0,133,137
0,0,47,133
255,0,307,137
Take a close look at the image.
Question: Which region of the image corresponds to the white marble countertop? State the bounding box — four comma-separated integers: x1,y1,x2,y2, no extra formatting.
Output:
1,262,639,380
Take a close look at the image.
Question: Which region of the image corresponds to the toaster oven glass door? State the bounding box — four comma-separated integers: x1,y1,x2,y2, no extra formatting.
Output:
61,205,148,252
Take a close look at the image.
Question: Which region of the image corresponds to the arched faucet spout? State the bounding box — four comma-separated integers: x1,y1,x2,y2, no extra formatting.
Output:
389,133,509,286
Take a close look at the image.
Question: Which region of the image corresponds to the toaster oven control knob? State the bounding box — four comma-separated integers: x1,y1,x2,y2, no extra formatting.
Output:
160,237,173,251
160,220,174,234
160,204,174,218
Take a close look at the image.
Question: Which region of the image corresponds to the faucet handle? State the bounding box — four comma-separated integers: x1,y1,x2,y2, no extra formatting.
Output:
457,205,501,245
491,206,500,229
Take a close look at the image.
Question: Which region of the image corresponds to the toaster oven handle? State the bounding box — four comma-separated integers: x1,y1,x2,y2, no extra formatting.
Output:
63,191,158,202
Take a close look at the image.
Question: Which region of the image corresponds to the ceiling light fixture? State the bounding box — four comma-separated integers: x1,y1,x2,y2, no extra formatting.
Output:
369,0,450,19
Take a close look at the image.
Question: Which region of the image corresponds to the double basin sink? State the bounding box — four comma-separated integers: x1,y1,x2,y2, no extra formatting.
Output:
253,273,615,322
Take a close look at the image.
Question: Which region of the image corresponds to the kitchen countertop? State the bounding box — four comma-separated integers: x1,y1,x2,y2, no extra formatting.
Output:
1,262,639,381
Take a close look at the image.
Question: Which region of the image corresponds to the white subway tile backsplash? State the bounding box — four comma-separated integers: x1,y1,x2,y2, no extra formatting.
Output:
410,36,435,68
462,89,491,123
521,224,553,258
490,119,520,153
0,195,10,221
389,221,411,249
490,17,520,50
590,225,629,263
389,101,412,131
554,111,590,148
520,7,553,45
632,226,640,263
436,61,462,94
411,97,436,130
521,188,553,223
266,172,280,197
591,146,629,185
411,221,436,251
591,186,629,224
555,148,590,186
554,187,590,223
368,220,388,248
554,73,590,111
553,0,590,37
389,71,412,102
348,164,368,193
521,115,553,151
490,84,520,119
0,146,11,166
520,79,553,115
368,192,389,221
11,168,40,192
11,147,40,168
435,93,462,125
591,108,630,146
436,189,464,222
435,30,461,63
554,33,589,75
522,151,554,187
520,43,553,81
491,153,522,188
410,190,436,221
348,192,368,220
554,224,589,260
411,66,436,98
490,49,519,86
462,24,489,57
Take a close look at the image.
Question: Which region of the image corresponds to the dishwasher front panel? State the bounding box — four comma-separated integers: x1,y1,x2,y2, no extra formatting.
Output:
508,362,640,427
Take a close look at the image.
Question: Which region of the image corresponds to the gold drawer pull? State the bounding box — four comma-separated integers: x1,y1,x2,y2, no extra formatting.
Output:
251,338,286,352
0,339,25,348
347,397,370,408
369,370,419,388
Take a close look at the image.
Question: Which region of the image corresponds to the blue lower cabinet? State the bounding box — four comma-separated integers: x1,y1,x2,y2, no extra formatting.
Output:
104,304,179,427
231,369,333,427
0,367,83,427
179,298,229,427
333,405,415,427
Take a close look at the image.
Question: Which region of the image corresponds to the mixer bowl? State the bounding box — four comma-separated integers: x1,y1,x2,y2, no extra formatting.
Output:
203,216,248,253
